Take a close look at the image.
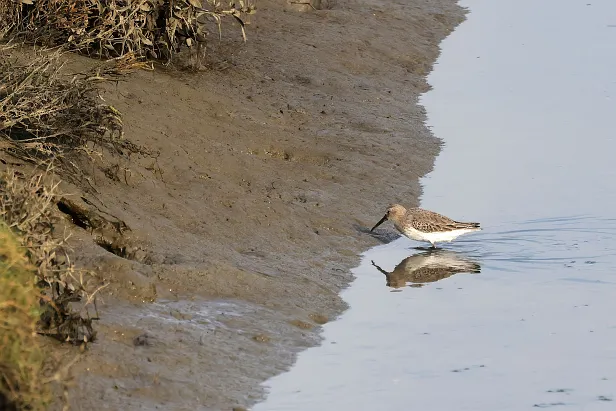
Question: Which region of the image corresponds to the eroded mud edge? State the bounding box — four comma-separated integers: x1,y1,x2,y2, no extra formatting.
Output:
37,1,469,410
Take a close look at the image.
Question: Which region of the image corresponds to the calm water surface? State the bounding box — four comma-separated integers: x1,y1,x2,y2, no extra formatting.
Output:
253,0,616,409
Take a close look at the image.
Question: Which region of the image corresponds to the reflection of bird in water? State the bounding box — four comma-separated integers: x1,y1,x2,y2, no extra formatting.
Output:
371,249,481,289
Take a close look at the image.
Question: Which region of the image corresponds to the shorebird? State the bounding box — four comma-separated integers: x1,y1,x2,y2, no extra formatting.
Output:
370,204,481,248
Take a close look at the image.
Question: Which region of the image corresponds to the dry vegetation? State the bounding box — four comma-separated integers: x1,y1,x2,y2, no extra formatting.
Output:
0,45,152,188
0,42,148,411
0,167,102,344
0,0,256,62
0,18,140,410
0,222,49,411
0,166,104,410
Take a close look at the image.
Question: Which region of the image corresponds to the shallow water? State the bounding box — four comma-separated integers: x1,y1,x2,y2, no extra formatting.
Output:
252,0,616,410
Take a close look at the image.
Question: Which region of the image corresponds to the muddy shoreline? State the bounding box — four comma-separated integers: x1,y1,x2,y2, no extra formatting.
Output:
44,1,467,409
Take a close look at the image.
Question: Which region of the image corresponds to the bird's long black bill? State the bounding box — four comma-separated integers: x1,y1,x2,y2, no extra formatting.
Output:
370,214,388,232
371,260,388,276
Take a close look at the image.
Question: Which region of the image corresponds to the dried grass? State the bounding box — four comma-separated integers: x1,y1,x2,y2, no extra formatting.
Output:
0,45,149,185
0,166,103,345
0,44,120,406
0,0,256,62
0,222,49,411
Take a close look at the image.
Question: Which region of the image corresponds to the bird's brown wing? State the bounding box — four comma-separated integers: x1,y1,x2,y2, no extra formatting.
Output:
409,208,480,233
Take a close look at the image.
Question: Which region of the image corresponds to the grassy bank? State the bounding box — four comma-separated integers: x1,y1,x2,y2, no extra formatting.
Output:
0,0,259,404
0,223,49,411
0,166,105,409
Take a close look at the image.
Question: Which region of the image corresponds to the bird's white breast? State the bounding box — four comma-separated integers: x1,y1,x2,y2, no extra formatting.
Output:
402,227,476,243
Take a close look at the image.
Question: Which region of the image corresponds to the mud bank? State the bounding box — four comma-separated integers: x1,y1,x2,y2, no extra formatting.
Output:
45,0,466,409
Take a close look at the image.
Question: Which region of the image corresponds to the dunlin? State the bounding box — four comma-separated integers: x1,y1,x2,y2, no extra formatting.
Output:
370,204,481,248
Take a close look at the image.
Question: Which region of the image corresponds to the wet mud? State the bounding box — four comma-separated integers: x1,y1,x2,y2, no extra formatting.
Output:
36,0,466,409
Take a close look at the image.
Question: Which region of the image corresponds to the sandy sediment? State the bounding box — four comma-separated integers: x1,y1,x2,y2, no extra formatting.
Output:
39,0,467,409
